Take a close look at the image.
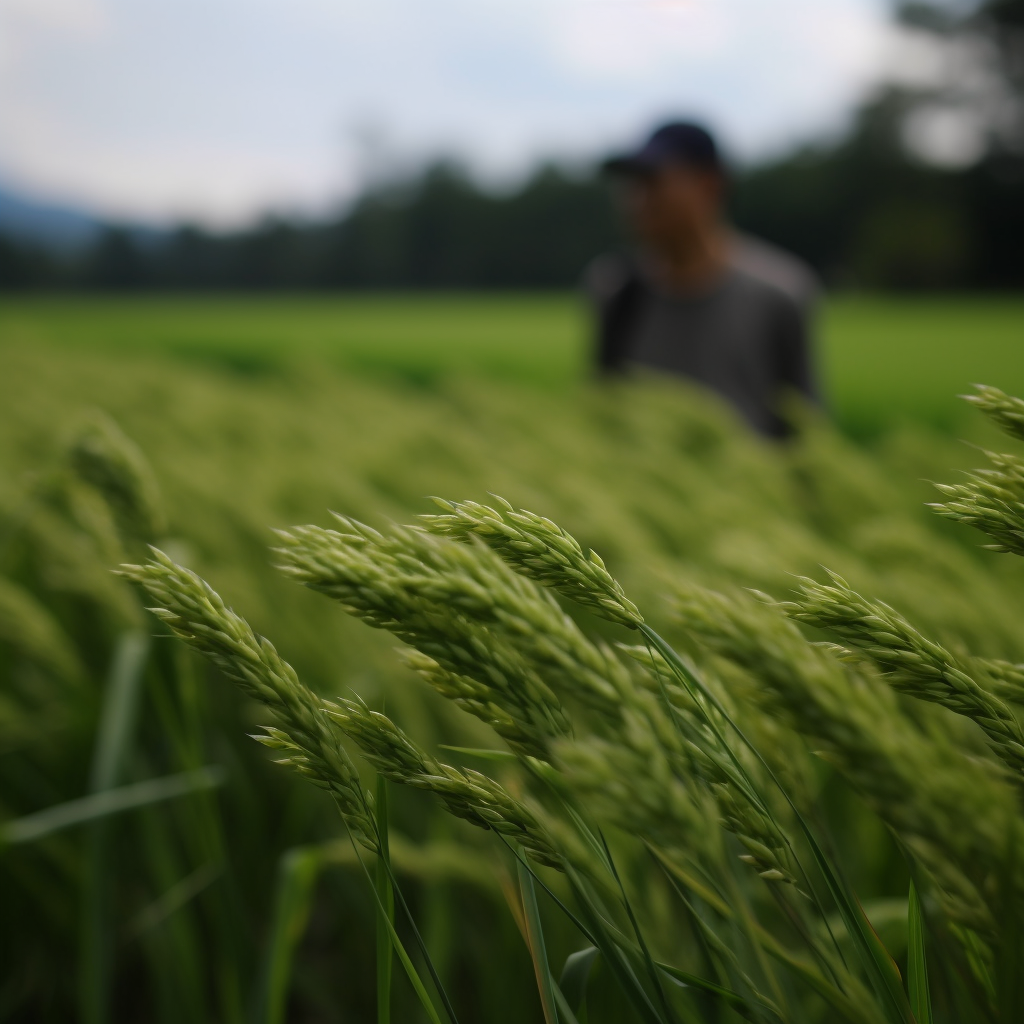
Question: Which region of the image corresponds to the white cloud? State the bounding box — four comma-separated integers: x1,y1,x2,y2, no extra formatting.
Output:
0,0,902,223
0,0,108,71
0,0,107,36
548,1,734,78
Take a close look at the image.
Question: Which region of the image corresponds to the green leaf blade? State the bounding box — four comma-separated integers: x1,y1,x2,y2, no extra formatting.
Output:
907,881,932,1024
376,775,394,1024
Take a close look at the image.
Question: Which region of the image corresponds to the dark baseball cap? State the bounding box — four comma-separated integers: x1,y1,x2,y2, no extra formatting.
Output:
603,121,721,176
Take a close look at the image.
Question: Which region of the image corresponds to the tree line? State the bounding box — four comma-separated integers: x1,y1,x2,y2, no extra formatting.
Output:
3,0,1022,292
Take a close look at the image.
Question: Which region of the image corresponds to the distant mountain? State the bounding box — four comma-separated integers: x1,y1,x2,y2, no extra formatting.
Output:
0,185,168,251
0,186,105,249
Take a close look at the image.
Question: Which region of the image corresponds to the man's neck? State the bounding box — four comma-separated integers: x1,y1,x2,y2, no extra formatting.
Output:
648,225,729,292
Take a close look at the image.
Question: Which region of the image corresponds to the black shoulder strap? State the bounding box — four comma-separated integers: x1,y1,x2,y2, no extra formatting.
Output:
596,266,644,373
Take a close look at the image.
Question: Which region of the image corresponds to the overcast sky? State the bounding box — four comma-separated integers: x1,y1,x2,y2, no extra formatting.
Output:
0,0,912,226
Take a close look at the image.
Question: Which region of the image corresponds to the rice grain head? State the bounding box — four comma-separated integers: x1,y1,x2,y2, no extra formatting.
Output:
323,696,561,868
117,549,377,851
964,384,1024,443
777,571,1024,776
420,496,643,628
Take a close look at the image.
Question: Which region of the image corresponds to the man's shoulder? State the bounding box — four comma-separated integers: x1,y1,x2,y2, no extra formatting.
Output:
582,252,640,307
728,234,818,310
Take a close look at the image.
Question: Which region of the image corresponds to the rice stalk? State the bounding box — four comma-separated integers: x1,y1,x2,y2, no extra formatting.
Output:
67,412,167,546
964,384,1024,443
670,581,1020,938
322,697,561,868
116,550,377,851
421,496,643,628
777,571,1024,776
275,518,573,760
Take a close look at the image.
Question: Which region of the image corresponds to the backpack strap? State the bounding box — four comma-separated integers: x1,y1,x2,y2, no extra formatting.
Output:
586,254,645,373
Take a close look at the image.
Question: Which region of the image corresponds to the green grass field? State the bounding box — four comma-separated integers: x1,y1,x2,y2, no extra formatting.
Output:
5,290,1024,1022
2,292,1022,434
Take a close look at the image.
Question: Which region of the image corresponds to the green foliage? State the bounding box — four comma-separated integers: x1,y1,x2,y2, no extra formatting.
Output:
5,333,1024,1021
4,294,1024,436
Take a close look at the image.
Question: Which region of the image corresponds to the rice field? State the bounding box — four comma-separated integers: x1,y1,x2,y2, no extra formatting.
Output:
2,293,1024,1022
2,291,1023,434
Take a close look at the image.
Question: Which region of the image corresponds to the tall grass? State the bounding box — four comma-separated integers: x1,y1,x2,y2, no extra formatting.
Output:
118,382,1024,1021
4,340,1024,1021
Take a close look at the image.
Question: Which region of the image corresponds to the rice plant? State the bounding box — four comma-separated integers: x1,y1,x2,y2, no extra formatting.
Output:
5,340,1024,1022
110,385,1024,1023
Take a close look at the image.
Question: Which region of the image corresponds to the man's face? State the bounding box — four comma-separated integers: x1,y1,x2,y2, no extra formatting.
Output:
622,162,724,254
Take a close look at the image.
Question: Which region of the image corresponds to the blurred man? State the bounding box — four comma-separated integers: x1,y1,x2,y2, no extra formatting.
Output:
587,121,820,438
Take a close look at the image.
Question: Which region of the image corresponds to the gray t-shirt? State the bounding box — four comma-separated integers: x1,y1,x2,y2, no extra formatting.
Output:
588,238,819,437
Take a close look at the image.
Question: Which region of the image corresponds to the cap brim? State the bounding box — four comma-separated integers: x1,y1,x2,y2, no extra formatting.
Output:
601,154,661,176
